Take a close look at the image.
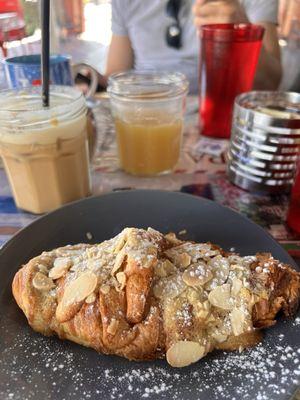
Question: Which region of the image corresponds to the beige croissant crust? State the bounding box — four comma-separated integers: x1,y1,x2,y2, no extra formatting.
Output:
12,228,300,367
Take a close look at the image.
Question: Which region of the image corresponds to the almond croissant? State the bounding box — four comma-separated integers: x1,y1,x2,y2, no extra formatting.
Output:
12,228,300,367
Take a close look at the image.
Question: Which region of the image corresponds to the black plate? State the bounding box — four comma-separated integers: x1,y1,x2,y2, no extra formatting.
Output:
0,190,299,400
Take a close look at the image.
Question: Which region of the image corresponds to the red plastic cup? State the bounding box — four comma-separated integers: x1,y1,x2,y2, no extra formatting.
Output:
287,162,300,234
199,23,264,139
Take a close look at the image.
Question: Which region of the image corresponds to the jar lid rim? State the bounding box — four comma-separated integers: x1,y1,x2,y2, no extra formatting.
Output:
0,86,86,129
0,85,84,113
107,71,189,100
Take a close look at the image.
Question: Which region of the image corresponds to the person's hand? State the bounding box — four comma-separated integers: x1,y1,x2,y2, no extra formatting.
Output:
193,0,249,29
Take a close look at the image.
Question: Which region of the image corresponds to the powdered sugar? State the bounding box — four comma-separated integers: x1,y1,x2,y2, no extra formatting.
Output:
292,317,300,326
1,319,300,400
174,303,193,327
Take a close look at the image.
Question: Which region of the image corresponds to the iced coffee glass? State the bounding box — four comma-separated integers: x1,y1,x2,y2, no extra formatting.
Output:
108,71,189,176
0,86,90,214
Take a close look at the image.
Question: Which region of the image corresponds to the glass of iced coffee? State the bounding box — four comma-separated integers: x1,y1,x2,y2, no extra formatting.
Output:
108,71,188,176
0,86,91,214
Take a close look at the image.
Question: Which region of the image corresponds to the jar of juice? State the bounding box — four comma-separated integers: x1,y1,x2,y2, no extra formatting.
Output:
108,71,188,176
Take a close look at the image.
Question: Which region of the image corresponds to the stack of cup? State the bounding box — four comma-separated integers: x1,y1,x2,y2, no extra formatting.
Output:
227,91,300,194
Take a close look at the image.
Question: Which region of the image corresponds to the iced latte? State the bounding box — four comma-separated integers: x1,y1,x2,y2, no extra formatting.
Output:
0,86,90,213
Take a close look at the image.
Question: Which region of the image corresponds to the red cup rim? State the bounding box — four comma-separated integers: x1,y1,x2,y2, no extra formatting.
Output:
200,23,265,41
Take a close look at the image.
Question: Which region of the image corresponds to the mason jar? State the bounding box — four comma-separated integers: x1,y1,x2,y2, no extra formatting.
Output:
108,71,189,176
0,85,91,213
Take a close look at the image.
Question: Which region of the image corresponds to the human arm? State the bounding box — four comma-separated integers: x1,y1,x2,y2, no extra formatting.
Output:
105,34,134,77
105,0,134,78
76,35,134,93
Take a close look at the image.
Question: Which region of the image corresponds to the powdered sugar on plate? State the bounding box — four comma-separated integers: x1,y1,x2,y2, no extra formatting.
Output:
292,317,300,327
0,316,300,400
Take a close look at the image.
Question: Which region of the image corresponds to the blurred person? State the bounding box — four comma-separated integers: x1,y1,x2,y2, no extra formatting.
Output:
278,0,300,38
105,0,282,93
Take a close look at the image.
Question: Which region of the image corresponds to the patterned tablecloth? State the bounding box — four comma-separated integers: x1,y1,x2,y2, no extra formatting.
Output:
0,96,300,263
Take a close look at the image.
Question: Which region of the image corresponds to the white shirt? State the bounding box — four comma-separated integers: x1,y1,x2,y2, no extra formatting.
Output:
111,0,278,93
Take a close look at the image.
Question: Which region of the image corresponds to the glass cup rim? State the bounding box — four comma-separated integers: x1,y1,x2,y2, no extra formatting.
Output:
200,23,265,41
1,53,71,66
0,85,86,130
107,70,189,101
0,85,84,113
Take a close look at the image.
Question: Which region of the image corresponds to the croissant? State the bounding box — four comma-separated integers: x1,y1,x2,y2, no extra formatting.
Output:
12,227,300,367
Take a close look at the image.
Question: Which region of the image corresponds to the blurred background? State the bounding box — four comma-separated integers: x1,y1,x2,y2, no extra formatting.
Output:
0,0,299,91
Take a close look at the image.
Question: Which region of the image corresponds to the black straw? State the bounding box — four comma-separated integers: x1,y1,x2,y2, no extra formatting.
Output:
41,0,50,107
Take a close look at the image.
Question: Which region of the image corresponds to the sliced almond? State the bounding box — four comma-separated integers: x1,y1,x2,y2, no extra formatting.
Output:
60,272,97,306
230,308,245,336
205,256,230,290
53,257,72,269
154,264,166,278
182,263,213,287
165,248,192,269
107,318,119,335
85,292,96,304
100,284,110,295
37,264,49,274
164,232,181,245
186,286,202,304
212,332,228,343
86,248,97,259
49,257,72,279
203,300,210,311
208,284,234,310
116,271,126,291
153,275,186,300
231,277,243,296
32,272,55,291
140,248,157,269
155,259,177,278
114,236,126,253
40,254,53,264
126,233,139,247
230,263,244,271
163,259,177,274
166,341,206,368
147,227,163,240
111,250,126,276
177,253,191,269
153,280,166,299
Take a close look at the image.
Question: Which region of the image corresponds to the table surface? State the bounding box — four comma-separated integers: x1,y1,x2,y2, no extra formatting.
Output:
0,96,299,266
